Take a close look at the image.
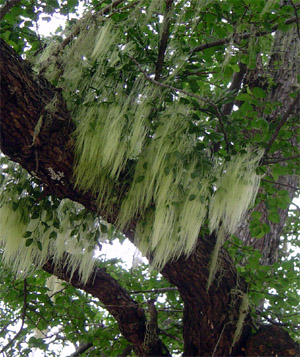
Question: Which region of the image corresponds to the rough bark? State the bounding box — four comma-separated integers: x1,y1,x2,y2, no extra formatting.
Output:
237,25,300,264
43,257,170,356
0,33,298,356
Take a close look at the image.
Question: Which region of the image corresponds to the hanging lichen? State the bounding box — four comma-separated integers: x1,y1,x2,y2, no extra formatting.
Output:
0,199,97,284
2,2,265,281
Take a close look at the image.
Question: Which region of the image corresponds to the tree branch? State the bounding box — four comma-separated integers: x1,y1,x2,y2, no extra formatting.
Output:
130,287,178,294
0,0,21,21
154,0,174,80
265,91,300,154
263,154,300,165
43,258,170,356
261,178,300,191
70,342,93,356
191,15,300,53
130,56,210,104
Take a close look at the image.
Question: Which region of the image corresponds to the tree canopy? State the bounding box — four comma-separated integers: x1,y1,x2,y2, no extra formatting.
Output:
0,0,299,355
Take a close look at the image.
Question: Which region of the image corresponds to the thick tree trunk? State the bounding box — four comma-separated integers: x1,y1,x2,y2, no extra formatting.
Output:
0,35,298,355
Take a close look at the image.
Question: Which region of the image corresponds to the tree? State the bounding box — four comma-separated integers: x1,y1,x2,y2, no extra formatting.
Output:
0,0,299,355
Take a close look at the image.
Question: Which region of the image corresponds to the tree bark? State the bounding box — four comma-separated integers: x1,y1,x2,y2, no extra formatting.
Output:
0,32,298,355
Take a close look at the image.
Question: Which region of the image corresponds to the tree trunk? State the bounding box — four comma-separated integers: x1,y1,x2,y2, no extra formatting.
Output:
0,28,299,355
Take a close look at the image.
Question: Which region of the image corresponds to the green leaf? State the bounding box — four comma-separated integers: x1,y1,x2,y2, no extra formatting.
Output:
188,194,196,201
253,87,267,99
100,224,108,233
23,231,32,238
37,241,42,251
268,211,280,223
25,238,33,247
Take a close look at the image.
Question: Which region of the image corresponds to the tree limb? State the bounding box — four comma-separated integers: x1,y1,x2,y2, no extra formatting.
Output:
154,0,174,80
43,258,170,356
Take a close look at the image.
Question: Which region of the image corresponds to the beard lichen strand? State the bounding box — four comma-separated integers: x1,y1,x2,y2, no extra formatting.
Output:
0,201,96,284
31,13,266,273
207,148,264,288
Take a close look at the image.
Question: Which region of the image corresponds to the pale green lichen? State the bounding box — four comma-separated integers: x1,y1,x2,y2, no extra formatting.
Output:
3,4,265,280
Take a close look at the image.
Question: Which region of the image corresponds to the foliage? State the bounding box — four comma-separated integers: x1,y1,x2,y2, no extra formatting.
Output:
0,257,183,356
0,0,299,355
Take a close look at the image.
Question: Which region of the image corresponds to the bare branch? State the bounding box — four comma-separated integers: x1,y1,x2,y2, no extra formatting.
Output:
261,178,300,191
0,0,21,21
263,154,300,165
159,329,184,344
265,92,300,154
191,15,300,54
130,287,178,295
154,0,174,80
70,342,93,356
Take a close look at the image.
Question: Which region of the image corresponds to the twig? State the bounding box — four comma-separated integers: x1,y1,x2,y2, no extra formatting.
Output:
130,287,177,294
159,329,183,344
290,202,300,211
130,56,210,104
257,311,300,328
263,154,300,164
154,0,174,80
70,342,93,356
131,56,231,151
108,0,140,18
212,324,227,357
289,0,300,40
264,91,300,154
191,15,300,53
261,178,300,191
0,0,21,20
0,279,28,353
61,0,126,49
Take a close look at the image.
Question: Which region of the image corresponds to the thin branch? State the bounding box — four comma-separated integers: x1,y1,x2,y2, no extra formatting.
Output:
290,202,300,211
154,0,174,80
130,56,231,151
108,0,140,18
191,15,300,53
61,0,126,49
0,279,28,353
263,154,300,165
265,92,300,154
212,324,227,357
130,287,178,294
289,0,300,40
130,56,210,103
261,178,300,191
257,311,300,328
159,329,184,344
70,342,93,356
0,0,21,21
